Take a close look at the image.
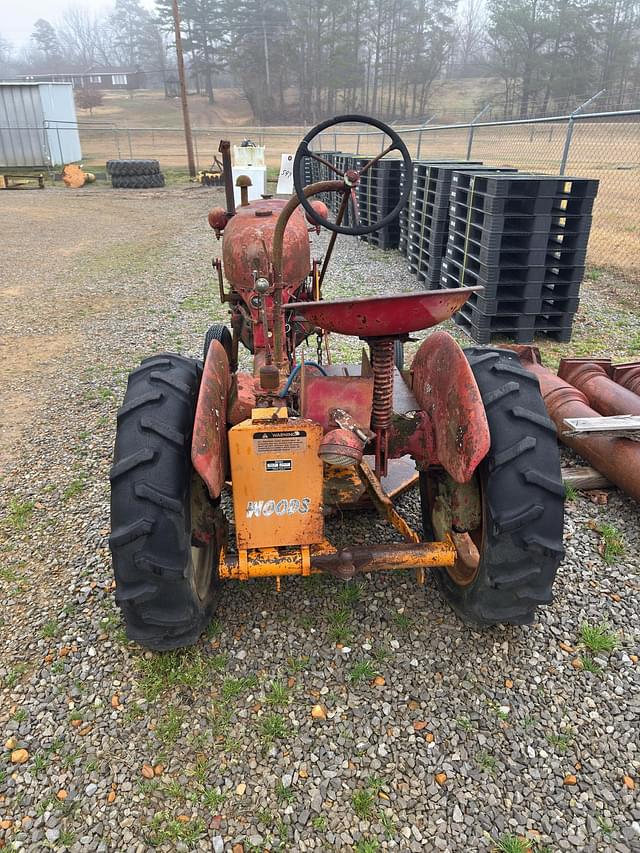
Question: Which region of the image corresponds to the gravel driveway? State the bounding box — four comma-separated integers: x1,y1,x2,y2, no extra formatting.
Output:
0,186,638,853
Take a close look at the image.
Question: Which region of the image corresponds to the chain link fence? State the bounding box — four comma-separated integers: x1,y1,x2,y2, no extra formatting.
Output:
1,109,638,281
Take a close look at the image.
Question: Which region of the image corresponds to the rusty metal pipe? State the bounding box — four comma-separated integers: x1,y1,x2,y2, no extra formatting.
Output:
218,139,235,217
611,361,640,396
522,359,640,503
558,358,640,417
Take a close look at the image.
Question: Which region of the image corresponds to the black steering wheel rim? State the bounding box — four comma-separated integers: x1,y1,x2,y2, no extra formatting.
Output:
293,114,413,236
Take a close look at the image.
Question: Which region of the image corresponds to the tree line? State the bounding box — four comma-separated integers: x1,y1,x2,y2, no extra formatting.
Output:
1,0,639,122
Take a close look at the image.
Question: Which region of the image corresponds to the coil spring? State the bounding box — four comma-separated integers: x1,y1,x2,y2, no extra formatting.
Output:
370,339,395,431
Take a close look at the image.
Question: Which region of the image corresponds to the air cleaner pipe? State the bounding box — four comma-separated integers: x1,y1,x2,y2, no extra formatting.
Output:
271,179,343,370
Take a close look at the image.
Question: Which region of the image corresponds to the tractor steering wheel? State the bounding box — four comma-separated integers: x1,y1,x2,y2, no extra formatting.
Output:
293,115,413,236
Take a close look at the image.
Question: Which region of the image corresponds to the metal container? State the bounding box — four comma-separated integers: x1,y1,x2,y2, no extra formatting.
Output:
0,82,81,167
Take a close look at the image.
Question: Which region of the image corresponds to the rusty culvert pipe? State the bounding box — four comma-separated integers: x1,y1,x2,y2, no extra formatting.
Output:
521,359,640,504
558,358,640,417
611,362,640,396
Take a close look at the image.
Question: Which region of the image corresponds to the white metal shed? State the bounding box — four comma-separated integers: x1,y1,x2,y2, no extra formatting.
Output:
0,82,82,168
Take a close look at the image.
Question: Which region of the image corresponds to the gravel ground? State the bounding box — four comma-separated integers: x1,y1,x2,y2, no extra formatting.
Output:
0,185,639,853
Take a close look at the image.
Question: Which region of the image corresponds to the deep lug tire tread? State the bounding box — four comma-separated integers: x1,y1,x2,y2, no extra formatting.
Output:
432,346,565,626
109,354,219,650
107,159,160,176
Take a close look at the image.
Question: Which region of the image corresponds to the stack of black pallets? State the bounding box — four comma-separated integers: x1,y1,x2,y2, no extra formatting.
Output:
405,161,487,286
355,156,404,249
442,172,599,343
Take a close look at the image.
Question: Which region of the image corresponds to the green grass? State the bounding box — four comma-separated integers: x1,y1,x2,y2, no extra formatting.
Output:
545,729,574,752
146,812,206,846
259,712,289,744
564,483,578,501
63,478,87,500
581,655,604,674
392,612,415,632
379,809,396,838
275,781,295,803
352,788,375,819
2,663,28,688
456,716,475,732
349,660,378,683
221,675,258,702
476,750,498,774
202,788,226,810
595,523,624,564
327,607,352,644
493,834,531,853
264,680,289,707
155,707,184,744
41,620,59,639
311,815,327,830
579,621,617,654
136,649,213,700
287,655,309,674
596,815,614,836
355,840,379,853
336,582,361,606
5,498,35,530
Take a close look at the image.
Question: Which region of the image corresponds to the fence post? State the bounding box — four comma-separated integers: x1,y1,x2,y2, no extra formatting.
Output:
193,131,200,171
416,114,436,160
127,129,133,158
356,132,361,155
113,129,121,158
466,103,492,161
559,89,606,175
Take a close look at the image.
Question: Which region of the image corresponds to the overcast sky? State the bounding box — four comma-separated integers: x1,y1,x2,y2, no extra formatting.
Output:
4,0,155,47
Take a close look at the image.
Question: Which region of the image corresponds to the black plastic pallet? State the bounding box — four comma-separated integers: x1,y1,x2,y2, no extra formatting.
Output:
448,217,593,253
450,172,599,199
462,287,581,317
450,187,597,218
453,305,575,344
445,235,588,269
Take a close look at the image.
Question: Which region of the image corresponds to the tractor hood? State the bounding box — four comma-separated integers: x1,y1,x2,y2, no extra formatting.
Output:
222,198,311,291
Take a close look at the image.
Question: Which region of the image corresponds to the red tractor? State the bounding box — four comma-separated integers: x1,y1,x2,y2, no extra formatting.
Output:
110,116,565,651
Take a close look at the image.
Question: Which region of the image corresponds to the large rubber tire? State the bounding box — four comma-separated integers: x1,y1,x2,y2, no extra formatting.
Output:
111,173,165,189
109,354,221,650
203,324,233,366
107,159,160,176
424,347,565,626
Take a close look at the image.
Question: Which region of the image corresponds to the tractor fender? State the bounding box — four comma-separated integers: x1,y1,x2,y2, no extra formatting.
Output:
191,340,230,500
410,331,490,483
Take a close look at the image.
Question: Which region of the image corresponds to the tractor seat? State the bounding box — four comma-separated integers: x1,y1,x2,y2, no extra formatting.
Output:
287,288,482,337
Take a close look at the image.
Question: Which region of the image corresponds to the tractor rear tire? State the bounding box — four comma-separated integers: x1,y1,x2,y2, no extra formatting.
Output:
423,347,565,626
203,324,233,366
107,159,160,177
109,354,221,650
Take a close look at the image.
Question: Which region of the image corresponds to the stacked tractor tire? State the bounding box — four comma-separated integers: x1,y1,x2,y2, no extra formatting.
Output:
106,159,166,189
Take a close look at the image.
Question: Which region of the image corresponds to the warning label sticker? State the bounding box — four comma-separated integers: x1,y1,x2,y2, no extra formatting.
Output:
265,459,292,472
254,430,307,454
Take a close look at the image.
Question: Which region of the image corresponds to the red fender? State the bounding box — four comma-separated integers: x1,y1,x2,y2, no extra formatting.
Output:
191,340,230,499
410,331,490,483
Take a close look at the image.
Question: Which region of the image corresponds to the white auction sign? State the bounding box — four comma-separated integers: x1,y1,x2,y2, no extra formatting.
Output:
276,153,294,195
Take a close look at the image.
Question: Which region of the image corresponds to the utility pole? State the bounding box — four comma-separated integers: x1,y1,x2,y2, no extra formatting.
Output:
171,0,196,177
